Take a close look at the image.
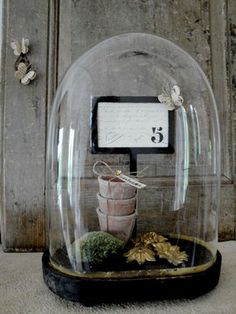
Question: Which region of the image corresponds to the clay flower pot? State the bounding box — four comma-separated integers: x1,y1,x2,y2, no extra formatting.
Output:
96,208,137,243
97,193,136,216
98,175,136,200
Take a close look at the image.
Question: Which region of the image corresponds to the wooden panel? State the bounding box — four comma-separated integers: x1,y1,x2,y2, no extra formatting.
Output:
58,0,211,80
227,0,236,239
210,0,232,180
58,0,212,184
228,0,236,179
219,184,236,240
0,1,5,240
57,0,213,185
1,0,235,251
47,0,60,113
57,0,235,240
1,0,50,251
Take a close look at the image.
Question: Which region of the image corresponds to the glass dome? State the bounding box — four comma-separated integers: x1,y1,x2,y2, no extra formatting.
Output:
44,33,221,303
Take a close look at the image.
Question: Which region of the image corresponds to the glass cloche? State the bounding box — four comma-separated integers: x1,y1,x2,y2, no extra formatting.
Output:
42,33,221,304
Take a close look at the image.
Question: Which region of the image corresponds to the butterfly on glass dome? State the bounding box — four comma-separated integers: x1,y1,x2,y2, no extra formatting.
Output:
158,85,183,111
10,37,29,56
15,61,36,85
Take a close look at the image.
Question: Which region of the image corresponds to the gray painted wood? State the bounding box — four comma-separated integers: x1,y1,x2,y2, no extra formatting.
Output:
227,0,236,238
47,0,60,114
1,0,50,251
1,0,235,251
58,0,211,80
210,0,232,180
0,1,6,244
57,0,235,240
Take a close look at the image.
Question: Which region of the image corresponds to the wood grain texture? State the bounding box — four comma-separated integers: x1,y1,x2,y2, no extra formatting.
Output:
57,0,213,182
1,0,235,251
58,0,211,79
0,0,6,243
228,0,236,178
227,0,236,238
210,0,232,180
57,0,235,240
1,0,50,251
47,0,60,115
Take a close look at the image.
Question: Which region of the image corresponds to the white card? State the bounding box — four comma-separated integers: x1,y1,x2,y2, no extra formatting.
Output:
97,102,169,148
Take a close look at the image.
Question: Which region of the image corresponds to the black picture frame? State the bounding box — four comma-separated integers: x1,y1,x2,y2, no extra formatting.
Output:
91,96,175,156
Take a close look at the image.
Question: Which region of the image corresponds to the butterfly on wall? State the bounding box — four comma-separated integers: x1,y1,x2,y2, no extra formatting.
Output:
158,85,183,111
10,37,29,56
10,38,36,85
14,61,36,85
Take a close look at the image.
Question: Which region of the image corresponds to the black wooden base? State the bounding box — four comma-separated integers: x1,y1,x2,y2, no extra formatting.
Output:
42,250,221,305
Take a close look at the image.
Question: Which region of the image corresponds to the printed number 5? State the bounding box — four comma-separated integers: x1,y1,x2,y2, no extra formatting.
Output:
151,127,163,144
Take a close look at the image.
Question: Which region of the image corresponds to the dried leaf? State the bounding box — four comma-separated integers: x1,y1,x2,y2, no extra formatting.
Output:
141,232,168,246
124,245,156,265
154,242,188,266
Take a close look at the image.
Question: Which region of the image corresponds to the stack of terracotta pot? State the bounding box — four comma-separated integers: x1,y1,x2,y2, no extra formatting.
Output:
96,175,137,243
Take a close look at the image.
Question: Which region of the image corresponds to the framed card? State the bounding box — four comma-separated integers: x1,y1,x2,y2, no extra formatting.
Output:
91,96,174,155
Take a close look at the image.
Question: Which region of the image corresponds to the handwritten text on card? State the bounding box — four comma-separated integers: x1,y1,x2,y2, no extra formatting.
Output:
97,102,169,148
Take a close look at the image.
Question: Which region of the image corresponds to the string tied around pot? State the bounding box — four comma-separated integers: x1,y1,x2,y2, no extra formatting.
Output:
93,160,147,189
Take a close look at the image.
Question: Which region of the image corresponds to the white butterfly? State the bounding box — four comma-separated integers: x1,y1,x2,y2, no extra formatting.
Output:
11,38,29,56
15,62,36,85
158,85,183,111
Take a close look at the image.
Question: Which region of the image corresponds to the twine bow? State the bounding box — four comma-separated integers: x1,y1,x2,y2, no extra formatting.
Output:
93,161,146,189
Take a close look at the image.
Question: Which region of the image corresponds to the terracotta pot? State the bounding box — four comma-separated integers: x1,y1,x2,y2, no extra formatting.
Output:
96,208,137,243
98,175,136,200
97,193,136,216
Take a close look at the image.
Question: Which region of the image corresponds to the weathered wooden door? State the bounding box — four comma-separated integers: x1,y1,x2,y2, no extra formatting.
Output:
1,0,235,251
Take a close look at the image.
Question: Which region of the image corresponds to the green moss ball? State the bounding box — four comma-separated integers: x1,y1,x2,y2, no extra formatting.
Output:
73,231,124,265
